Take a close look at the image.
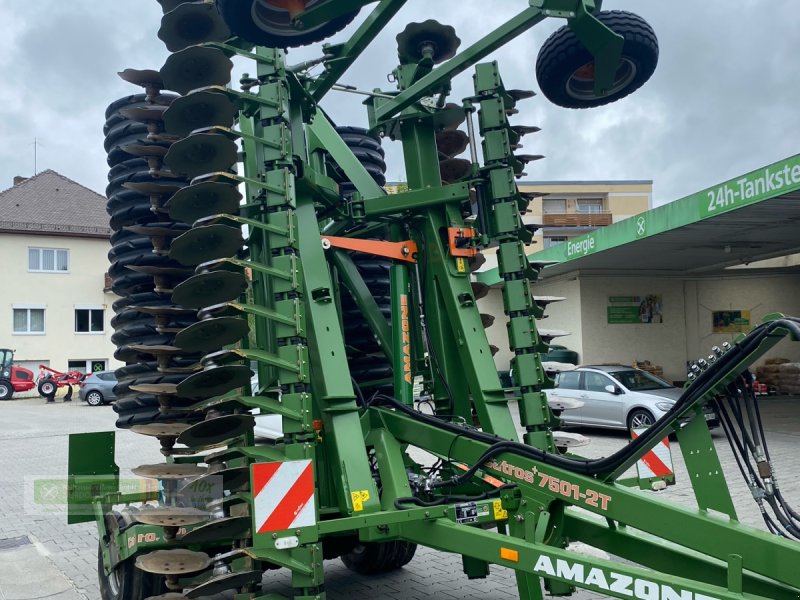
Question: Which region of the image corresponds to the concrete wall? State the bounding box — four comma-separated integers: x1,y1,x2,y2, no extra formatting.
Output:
0,233,121,373
496,272,800,383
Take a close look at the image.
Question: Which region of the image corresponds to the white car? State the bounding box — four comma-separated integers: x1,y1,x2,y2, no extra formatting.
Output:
546,365,718,431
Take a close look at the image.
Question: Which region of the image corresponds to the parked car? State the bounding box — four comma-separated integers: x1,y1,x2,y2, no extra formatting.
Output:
546,365,718,431
78,371,118,406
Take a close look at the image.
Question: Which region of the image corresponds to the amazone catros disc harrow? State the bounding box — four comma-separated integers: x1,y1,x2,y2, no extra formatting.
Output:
68,1,800,600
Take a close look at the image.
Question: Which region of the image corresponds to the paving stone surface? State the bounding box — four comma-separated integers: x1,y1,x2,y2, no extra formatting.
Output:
0,395,797,599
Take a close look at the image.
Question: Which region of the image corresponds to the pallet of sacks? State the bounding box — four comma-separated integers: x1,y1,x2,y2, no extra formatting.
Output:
755,358,800,395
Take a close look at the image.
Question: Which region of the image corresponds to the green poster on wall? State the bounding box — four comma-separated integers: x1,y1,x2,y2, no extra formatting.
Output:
608,295,663,324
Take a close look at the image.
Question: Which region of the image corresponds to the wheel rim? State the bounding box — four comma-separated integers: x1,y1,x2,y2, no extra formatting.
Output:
630,412,653,429
0,383,10,397
565,57,637,101
42,383,55,395
107,563,122,596
251,0,331,37
88,392,102,405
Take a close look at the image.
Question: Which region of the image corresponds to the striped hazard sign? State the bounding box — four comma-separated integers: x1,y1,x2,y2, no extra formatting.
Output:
631,429,674,484
252,460,316,534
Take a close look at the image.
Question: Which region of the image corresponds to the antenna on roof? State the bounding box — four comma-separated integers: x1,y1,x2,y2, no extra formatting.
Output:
32,138,43,174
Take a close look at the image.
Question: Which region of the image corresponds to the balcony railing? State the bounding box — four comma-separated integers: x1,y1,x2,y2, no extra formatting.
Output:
542,212,613,227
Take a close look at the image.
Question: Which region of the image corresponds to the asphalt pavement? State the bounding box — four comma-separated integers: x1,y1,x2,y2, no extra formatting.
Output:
0,394,798,600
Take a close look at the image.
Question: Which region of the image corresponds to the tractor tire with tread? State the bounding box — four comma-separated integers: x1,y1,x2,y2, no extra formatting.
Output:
535,10,658,109
0,380,13,400
341,540,417,575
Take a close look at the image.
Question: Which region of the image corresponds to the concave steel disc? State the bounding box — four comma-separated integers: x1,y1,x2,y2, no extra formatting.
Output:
507,89,537,102
480,313,495,329
439,158,471,183
129,383,179,395
175,317,250,352
127,265,193,277
160,46,233,95
158,2,231,53
172,271,248,309
165,133,238,179
177,414,255,447
553,431,590,449
436,129,469,158
511,124,541,136
538,329,570,343
469,253,486,272
176,365,252,400
131,423,190,438
135,549,211,576
155,0,184,14
490,345,499,356
134,507,209,528
179,515,250,545
163,88,238,137
183,466,250,495
396,20,461,65
132,463,207,480
471,281,490,300
533,295,567,307
129,305,197,317
125,344,185,356
123,181,184,196
118,68,165,88
167,181,242,224
119,143,169,158
145,593,188,600
184,570,262,599
169,225,244,266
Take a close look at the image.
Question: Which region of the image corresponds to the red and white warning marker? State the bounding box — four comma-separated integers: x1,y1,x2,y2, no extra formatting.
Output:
252,460,316,534
631,429,674,488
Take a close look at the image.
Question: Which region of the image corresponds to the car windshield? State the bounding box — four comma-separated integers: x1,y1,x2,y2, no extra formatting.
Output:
610,369,672,391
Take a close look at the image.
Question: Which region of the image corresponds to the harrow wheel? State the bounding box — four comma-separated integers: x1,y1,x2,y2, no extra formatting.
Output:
536,10,658,109
341,540,417,575
216,0,360,48
98,543,160,600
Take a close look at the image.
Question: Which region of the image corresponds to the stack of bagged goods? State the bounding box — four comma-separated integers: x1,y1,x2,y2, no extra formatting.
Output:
633,359,664,379
755,358,800,395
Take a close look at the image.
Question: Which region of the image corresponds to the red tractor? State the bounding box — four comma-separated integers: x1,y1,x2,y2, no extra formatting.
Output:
0,348,36,400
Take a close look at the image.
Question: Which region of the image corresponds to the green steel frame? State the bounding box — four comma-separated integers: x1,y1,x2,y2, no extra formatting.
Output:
68,2,800,599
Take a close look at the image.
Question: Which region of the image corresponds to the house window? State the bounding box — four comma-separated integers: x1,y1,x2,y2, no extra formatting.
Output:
544,236,568,248
13,306,45,334
576,198,604,213
28,247,69,273
543,198,567,214
75,308,104,333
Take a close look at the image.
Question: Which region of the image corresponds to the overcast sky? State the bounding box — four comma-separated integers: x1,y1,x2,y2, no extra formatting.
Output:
0,1,797,206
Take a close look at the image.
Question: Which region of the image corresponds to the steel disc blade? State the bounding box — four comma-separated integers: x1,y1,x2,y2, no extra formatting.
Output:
163,89,238,137
480,313,495,328
127,265,194,277
131,423,191,438
167,181,242,223
185,570,261,599
507,89,537,101
396,20,461,65
172,271,248,309
128,305,197,317
538,328,570,343
164,133,238,179
471,281,490,300
187,466,250,493
119,143,169,158
135,549,211,576
175,317,250,352
160,47,233,95
511,125,541,136
129,383,179,395
125,344,185,356
118,68,165,88
134,507,209,528
179,515,250,545
122,181,184,196
489,345,499,356
132,463,207,480
124,225,189,239
547,394,583,412
177,414,255,446
155,0,185,14
469,253,486,272
170,224,244,266
436,129,469,158
553,431,590,449
176,365,252,400
158,2,231,53
533,295,567,308
119,106,169,123
439,158,471,183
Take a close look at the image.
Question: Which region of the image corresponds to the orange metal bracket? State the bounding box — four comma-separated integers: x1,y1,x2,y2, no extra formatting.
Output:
321,236,418,263
447,227,478,258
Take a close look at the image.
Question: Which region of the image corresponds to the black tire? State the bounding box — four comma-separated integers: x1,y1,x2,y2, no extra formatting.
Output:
627,408,655,431
341,540,417,575
38,378,57,398
535,10,658,109
112,292,170,313
0,380,13,400
217,0,360,48
85,390,105,406
105,93,178,120
107,158,149,182
97,543,158,600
